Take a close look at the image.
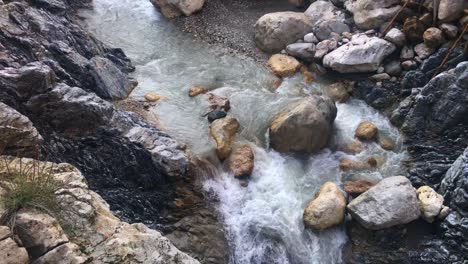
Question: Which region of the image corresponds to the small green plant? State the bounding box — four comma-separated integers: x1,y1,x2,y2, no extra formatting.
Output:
0,156,62,227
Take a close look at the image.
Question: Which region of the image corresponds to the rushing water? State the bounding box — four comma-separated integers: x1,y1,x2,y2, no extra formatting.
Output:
80,1,407,263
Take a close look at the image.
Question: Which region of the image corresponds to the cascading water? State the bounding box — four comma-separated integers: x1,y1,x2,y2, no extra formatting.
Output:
80,1,407,263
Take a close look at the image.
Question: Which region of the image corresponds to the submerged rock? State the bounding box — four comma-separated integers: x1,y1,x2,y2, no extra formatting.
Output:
207,110,227,123
344,180,376,196
228,144,255,178
303,182,346,230
210,117,240,160
323,34,396,73
145,92,163,102
347,176,421,230
189,86,208,97
269,96,337,153
255,12,313,53
324,82,352,103
267,54,302,77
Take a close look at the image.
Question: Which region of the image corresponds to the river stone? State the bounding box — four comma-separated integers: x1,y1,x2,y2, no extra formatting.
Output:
0,102,43,150
305,0,345,25
347,176,421,230
150,0,205,18
439,23,458,39
285,43,315,61
339,157,378,171
344,180,376,196
304,33,319,43
267,54,301,77
438,0,466,22
378,135,395,150
15,210,69,258
355,121,378,141
402,17,425,43
210,117,240,160
423,27,445,48
384,60,402,76
324,82,352,103
254,12,313,53
323,34,396,73
384,28,406,46
269,96,337,153
228,144,254,178
0,238,29,264
87,56,134,100
144,92,162,102
345,0,401,29
303,182,346,230
313,19,350,41
414,43,435,60
416,186,444,223
314,39,337,60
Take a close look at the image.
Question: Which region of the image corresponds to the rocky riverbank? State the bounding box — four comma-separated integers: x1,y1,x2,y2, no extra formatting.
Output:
0,0,228,263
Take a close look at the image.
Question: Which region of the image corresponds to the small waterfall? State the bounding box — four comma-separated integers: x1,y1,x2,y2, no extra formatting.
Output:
80,1,408,263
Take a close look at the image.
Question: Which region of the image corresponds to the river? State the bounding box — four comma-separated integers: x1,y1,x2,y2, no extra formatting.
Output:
79,0,407,263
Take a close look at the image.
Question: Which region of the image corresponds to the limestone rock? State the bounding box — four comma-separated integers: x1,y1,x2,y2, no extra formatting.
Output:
305,1,345,25
285,43,315,61
15,210,69,258
269,96,337,153
355,121,378,141
416,186,444,223
255,12,313,53
267,54,301,77
210,117,240,160
228,144,255,178
344,180,376,196
438,0,466,22
323,34,396,73
423,27,445,48
34,242,88,264
0,238,29,264
303,182,346,230
0,102,43,150
384,28,406,47
347,176,421,230
150,0,205,18
0,226,11,240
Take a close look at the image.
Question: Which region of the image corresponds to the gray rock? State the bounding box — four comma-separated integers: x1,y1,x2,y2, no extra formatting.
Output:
303,33,319,43
401,60,418,71
400,46,414,60
0,102,43,150
414,43,435,59
439,23,459,39
0,238,29,264
88,56,134,100
384,60,402,76
370,73,391,81
438,0,466,22
384,28,406,46
255,12,313,53
323,34,396,73
314,39,338,60
347,176,421,230
34,243,88,264
314,19,350,41
305,0,345,25
286,43,315,61
345,0,401,29
423,27,445,48
269,96,337,153
440,147,468,216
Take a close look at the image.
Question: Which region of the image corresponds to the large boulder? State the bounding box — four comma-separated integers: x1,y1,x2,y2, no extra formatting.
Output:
0,237,29,264
0,103,43,150
438,0,467,22
347,176,421,230
210,117,240,160
303,182,347,230
150,0,205,18
323,34,396,73
254,12,313,53
345,0,401,29
269,96,337,153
